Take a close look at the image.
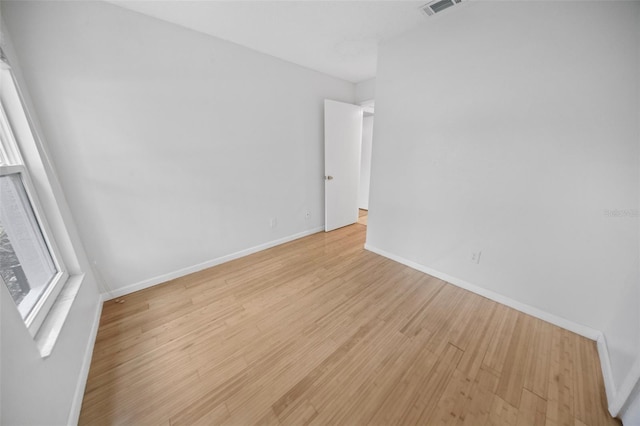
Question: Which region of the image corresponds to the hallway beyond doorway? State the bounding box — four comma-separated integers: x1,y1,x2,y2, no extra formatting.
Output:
357,209,368,226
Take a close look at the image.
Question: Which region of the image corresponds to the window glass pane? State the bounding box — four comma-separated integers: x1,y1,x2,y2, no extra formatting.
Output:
0,173,57,319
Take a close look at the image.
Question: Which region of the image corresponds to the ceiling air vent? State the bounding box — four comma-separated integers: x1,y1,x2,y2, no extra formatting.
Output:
420,0,462,16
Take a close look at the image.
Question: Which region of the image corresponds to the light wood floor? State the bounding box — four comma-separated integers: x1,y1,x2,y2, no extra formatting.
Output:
80,224,618,426
357,209,368,226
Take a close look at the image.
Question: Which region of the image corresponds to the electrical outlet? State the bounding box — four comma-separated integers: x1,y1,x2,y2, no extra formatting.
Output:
270,217,277,228
305,210,311,220
471,251,482,264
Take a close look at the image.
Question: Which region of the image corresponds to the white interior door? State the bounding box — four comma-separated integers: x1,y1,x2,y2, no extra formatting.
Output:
324,99,363,232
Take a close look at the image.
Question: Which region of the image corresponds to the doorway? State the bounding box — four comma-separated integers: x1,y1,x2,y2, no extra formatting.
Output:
357,100,374,226
323,98,373,231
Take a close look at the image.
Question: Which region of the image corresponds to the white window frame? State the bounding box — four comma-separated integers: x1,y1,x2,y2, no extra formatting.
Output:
0,93,69,336
1,45,86,357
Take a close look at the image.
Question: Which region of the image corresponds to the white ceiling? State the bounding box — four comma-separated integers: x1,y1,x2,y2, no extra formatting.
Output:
107,1,429,83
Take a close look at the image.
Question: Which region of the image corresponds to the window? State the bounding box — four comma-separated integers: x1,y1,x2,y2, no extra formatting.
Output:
0,79,68,336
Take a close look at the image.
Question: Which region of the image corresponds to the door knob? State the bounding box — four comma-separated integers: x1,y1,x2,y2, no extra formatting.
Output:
325,176,334,180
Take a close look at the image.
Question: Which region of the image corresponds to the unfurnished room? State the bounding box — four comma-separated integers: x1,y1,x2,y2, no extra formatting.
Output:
1,0,639,425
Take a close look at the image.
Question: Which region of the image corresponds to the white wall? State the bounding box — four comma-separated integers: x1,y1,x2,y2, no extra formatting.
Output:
621,382,640,425
368,0,640,413
1,284,100,425
3,1,354,296
355,77,375,104
359,116,373,210
1,15,103,426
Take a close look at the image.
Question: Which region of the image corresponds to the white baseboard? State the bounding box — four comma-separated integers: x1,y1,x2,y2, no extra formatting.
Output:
596,334,618,416
364,243,601,340
595,334,640,418
609,355,640,417
68,293,103,426
103,227,324,300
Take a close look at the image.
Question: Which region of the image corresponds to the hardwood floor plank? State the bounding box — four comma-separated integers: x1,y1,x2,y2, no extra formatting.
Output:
277,399,318,425
364,338,441,425
487,395,519,426
517,388,547,426
524,319,554,400
169,372,249,425
408,344,464,425
496,314,537,408
427,368,475,425
457,298,499,379
483,305,520,376
546,329,576,426
458,366,500,426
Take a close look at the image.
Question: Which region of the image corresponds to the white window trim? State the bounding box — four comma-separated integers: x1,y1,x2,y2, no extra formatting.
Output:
1,105,70,336
1,55,85,357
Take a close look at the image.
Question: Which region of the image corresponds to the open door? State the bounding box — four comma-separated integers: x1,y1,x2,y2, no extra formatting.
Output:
324,99,363,232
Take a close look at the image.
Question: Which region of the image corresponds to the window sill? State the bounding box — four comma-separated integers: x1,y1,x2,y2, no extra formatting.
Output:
34,273,85,358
